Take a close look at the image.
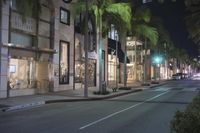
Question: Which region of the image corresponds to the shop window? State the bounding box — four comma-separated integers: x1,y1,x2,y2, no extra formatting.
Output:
75,60,96,86
60,7,70,25
59,41,69,84
11,0,17,10
108,55,117,81
9,58,36,89
10,32,34,47
75,61,84,83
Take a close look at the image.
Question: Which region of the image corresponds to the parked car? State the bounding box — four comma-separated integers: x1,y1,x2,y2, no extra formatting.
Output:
172,73,188,80
172,73,181,80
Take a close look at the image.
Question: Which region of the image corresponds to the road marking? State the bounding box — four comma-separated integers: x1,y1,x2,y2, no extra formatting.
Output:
152,87,199,92
79,91,169,130
152,88,170,92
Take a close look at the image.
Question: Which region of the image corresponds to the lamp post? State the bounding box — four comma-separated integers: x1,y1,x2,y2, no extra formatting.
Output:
115,31,118,89
152,55,163,83
84,0,89,97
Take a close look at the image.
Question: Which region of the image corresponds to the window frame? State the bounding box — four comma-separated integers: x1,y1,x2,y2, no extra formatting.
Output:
60,7,70,25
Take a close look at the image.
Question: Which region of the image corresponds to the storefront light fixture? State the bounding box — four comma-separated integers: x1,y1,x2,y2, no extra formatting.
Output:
8,43,14,46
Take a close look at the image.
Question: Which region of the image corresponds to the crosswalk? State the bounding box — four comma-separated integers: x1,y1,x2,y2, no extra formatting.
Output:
151,87,200,92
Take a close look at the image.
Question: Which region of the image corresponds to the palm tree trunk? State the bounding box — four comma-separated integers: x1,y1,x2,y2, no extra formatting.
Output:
97,10,103,93
123,38,127,87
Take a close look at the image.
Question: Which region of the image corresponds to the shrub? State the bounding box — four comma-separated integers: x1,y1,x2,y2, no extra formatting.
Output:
111,87,118,92
170,92,200,133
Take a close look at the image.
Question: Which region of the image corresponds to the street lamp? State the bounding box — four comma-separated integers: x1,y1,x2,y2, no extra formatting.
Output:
152,55,163,83
153,56,162,64
84,0,89,97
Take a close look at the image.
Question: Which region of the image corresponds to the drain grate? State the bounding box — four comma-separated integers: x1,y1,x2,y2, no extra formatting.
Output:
171,88,184,90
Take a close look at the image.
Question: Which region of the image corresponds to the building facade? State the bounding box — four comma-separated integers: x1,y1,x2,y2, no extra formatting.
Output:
0,0,125,98
0,0,76,98
0,0,141,98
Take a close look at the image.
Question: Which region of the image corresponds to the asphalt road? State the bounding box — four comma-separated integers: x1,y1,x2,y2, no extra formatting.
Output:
0,80,199,133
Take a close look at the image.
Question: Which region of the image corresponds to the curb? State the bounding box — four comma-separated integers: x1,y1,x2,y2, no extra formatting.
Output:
149,82,167,88
1,89,143,112
45,88,143,104
1,101,45,112
1,82,167,112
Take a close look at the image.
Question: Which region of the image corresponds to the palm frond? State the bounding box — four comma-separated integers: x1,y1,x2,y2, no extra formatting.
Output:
185,0,200,45
105,3,131,30
134,6,151,23
72,1,86,17
134,24,158,45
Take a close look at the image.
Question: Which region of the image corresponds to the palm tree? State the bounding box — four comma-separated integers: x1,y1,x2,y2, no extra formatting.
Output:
74,0,131,93
130,6,158,84
150,16,174,79
185,0,200,45
99,2,132,88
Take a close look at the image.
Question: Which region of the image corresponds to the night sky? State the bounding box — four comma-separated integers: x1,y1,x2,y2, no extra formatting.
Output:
147,0,199,57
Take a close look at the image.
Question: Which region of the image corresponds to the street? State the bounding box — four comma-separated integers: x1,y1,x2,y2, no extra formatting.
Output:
0,80,199,133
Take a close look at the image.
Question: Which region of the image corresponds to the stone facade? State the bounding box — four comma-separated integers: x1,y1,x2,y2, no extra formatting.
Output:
0,0,76,98
0,0,128,98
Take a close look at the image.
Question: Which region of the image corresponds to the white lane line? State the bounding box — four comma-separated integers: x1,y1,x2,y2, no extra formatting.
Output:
79,91,169,130
152,88,170,92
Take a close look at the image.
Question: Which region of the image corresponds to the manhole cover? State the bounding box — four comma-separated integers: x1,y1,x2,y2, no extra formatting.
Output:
171,88,183,90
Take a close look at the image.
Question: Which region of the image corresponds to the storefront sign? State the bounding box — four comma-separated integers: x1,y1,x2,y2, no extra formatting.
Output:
11,12,36,34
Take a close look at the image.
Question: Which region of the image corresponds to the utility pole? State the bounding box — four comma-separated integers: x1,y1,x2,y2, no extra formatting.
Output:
143,38,147,84
115,32,118,89
84,0,89,97
134,39,137,81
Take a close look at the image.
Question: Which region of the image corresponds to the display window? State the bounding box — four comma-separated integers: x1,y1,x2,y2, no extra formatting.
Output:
59,41,70,84
9,58,36,89
108,55,117,81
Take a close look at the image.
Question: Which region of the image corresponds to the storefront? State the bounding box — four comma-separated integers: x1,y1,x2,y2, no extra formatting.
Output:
108,54,117,83
74,36,97,88
126,39,143,82
107,38,129,86
6,46,55,97
5,1,55,97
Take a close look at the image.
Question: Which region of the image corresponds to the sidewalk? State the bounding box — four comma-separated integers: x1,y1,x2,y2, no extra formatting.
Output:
0,80,168,112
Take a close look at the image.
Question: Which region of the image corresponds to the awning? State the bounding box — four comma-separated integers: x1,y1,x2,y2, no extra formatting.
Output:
108,38,130,63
